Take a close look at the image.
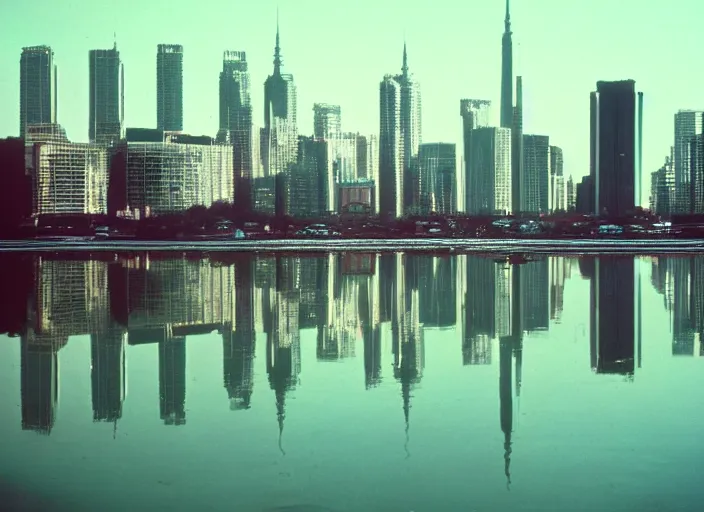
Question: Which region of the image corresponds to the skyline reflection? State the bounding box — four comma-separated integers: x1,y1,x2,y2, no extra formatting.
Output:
1,251,702,494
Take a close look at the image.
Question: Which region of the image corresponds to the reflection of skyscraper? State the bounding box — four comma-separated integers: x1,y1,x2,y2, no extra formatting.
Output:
159,335,187,425
669,257,696,356
392,254,425,447
359,255,382,388
419,256,456,329
521,259,550,333
20,331,62,435
90,327,126,423
589,257,639,375
223,257,256,410
267,257,302,450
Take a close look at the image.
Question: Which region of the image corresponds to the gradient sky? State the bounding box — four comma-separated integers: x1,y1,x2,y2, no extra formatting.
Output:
1,0,702,201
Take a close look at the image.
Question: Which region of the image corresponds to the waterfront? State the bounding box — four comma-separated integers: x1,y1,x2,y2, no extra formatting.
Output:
0,252,703,512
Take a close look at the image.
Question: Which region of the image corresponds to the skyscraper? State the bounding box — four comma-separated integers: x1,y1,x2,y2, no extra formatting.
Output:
262,20,298,216
379,75,403,218
566,175,575,211
89,45,123,144
590,80,643,217
549,145,565,212
460,99,491,212
20,46,57,136
674,110,703,213
378,44,422,217
512,76,523,214
418,142,457,214
218,51,253,210
522,134,550,213
500,0,513,129
156,44,183,132
313,103,341,140
466,127,512,215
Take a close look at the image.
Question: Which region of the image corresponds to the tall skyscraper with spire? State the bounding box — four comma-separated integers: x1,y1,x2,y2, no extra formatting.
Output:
378,44,422,218
500,0,513,130
262,16,298,216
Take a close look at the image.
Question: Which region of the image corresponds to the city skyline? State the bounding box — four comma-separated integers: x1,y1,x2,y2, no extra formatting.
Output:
2,1,702,206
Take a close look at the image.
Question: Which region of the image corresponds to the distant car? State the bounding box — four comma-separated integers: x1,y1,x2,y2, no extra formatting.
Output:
296,225,341,238
94,226,110,239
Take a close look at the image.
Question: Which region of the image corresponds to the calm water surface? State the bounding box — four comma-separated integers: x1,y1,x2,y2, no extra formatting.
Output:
0,252,702,512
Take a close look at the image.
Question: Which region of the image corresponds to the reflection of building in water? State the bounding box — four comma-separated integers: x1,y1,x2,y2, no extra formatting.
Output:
318,254,371,361
35,257,109,339
299,256,329,330
521,259,549,333
379,253,396,324
549,257,569,322
90,326,126,424
267,257,302,448
392,254,425,442
498,332,522,486
669,258,696,356
223,257,256,410
159,333,187,425
462,257,513,365
20,329,64,435
589,257,641,375
418,255,457,329
359,255,382,388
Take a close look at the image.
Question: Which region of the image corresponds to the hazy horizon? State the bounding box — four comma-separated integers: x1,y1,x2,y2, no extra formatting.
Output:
1,0,703,204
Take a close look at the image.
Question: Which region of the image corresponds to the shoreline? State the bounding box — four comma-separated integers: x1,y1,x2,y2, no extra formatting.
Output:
1,238,703,254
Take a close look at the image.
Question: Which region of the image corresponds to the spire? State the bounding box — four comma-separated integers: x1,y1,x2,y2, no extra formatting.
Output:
505,0,512,32
401,41,408,78
273,8,282,75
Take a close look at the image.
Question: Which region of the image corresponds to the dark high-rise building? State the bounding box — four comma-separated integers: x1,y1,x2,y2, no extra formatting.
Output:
20,46,57,136
690,133,704,214
156,44,183,132
590,80,643,217
159,336,187,425
287,136,330,218
0,137,33,231
418,143,457,214
466,127,512,215
575,175,594,214
500,0,513,129
522,134,550,214
218,51,253,210
89,45,123,144
90,328,126,422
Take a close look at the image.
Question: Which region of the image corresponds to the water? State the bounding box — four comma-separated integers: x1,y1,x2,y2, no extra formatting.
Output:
0,252,702,512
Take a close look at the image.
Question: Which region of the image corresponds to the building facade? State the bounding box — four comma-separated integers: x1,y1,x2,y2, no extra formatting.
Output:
549,145,565,212
590,80,643,217
418,142,457,214
379,75,403,218
20,46,57,137
313,103,341,140
217,51,253,211
674,110,703,213
466,127,512,215
25,124,108,215
156,44,184,132
460,99,491,213
115,128,233,218
522,134,550,214
89,45,123,145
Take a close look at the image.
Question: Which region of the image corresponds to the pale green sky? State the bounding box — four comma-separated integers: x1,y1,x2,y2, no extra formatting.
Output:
1,0,702,199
